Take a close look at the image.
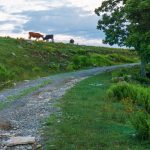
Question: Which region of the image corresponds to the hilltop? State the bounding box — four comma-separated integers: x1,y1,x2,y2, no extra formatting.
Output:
0,37,138,89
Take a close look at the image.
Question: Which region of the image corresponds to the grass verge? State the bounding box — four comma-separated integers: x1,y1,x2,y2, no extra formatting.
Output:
44,72,150,150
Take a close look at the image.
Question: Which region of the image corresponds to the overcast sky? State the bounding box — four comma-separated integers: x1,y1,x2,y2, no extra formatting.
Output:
0,0,107,46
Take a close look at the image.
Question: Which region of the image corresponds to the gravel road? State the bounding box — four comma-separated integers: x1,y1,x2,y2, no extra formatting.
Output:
0,63,139,150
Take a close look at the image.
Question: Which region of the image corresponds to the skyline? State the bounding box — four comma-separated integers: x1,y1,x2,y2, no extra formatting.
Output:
0,0,110,46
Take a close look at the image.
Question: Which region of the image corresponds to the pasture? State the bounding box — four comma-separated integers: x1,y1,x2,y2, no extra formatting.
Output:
0,37,138,90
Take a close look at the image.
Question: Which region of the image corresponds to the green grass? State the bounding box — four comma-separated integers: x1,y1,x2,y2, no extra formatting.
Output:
44,72,150,150
0,37,138,89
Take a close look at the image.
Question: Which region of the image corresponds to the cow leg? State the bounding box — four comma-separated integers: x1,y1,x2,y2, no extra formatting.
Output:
52,38,54,43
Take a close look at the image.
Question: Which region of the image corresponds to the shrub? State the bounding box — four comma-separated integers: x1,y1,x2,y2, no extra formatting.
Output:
107,82,150,113
111,66,150,85
49,62,60,71
108,54,135,63
90,54,112,66
111,75,132,83
132,75,150,85
76,49,87,55
0,64,15,82
131,112,150,140
72,55,91,69
32,67,41,73
111,77,125,83
66,63,75,71
107,82,136,101
108,82,150,140
112,68,130,77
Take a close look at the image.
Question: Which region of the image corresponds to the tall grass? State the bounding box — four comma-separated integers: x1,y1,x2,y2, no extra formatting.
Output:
0,64,14,82
107,82,150,113
107,82,150,139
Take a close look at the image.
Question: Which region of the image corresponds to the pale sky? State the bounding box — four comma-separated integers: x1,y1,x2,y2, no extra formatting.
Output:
0,0,106,46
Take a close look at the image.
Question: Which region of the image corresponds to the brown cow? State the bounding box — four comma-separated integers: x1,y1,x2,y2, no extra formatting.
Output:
28,32,44,40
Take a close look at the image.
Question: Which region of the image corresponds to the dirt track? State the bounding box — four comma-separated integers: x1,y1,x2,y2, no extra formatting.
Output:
0,63,139,150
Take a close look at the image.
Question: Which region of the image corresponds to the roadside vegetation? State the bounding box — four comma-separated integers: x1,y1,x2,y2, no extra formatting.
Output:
44,66,150,150
0,37,138,90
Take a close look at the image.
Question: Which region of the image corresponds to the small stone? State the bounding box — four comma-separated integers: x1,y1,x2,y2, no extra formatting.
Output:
36,144,42,149
0,118,12,130
38,95,43,98
6,136,36,146
0,133,11,138
24,80,30,82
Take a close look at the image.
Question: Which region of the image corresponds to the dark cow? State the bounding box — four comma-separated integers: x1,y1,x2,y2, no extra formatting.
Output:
70,39,74,44
28,32,44,40
43,35,54,42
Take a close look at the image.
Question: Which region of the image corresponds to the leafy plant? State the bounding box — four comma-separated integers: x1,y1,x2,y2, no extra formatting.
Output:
107,82,150,113
131,112,150,140
66,63,75,71
32,66,41,73
49,62,60,71
0,64,15,82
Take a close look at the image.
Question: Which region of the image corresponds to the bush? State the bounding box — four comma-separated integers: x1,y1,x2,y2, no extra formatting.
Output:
108,54,135,63
112,66,150,85
133,75,150,85
108,82,150,140
112,68,130,77
72,54,115,69
49,62,60,71
131,112,150,140
111,75,132,83
32,67,41,73
66,63,75,71
107,82,136,101
0,64,15,82
90,54,112,66
107,82,150,113
72,55,91,69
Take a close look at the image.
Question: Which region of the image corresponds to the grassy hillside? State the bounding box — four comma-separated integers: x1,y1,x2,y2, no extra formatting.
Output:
0,37,138,89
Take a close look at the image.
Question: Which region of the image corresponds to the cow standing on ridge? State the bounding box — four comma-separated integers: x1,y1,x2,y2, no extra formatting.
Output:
28,32,44,40
70,39,74,44
43,35,54,42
